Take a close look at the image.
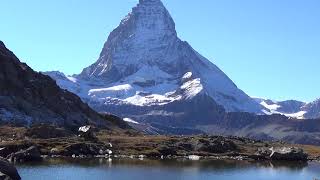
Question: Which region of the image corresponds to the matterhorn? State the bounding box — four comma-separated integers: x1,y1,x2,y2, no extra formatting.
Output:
47,0,266,133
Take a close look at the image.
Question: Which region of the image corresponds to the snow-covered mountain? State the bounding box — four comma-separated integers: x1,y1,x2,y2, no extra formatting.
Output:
44,0,320,143
254,98,320,119
47,0,264,116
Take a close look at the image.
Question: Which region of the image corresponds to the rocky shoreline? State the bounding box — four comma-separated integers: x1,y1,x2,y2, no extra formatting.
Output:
0,125,319,163
0,124,319,179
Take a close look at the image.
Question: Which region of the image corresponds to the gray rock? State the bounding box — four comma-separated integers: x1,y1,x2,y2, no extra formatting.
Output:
63,143,111,156
7,146,42,162
269,147,308,161
78,126,97,141
0,158,20,180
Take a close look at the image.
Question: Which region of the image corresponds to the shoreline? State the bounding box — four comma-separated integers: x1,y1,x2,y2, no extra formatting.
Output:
39,154,320,163
1,125,319,164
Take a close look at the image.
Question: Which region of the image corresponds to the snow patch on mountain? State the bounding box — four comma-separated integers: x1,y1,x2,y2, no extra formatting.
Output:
254,98,308,119
123,118,139,124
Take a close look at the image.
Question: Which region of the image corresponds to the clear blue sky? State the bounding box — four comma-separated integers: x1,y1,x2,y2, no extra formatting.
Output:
1,0,319,102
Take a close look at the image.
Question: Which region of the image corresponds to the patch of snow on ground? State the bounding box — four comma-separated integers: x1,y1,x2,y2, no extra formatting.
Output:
123,118,139,124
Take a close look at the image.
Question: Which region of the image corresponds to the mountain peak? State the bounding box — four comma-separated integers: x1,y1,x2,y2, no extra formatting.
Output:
0,41,4,48
75,0,263,114
79,0,177,79
139,0,161,3
128,0,176,37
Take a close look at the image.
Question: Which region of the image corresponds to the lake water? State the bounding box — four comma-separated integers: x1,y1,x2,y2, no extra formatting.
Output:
17,158,320,180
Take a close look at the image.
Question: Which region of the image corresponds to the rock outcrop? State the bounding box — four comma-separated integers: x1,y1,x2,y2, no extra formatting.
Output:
269,147,308,161
256,147,308,161
0,158,20,180
7,146,42,163
0,41,128,130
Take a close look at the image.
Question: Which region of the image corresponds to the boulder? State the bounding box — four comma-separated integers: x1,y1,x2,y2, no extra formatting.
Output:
78,126,97,141
0,158,21,180
7,146,42,162
63,143,110,156
196,137,238,153
269,147,308,161
0,143,33,159
0,148,6,159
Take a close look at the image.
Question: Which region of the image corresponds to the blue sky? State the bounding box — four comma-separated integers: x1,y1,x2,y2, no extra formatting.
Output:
1,0,319,102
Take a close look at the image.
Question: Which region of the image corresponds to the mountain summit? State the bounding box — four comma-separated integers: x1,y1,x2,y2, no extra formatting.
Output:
49,0,262,115
44,0,320,141
47,0,272,134
80,0,176,80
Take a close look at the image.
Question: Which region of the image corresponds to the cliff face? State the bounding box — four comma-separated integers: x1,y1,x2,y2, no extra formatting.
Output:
0,41,123,129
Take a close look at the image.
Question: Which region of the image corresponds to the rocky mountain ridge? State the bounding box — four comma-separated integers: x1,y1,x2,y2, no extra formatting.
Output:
0,40,125,130
255,98,320,119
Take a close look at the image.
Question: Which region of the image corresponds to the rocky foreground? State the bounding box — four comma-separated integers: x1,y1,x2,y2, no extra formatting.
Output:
0,125,319,163
0,124,320,180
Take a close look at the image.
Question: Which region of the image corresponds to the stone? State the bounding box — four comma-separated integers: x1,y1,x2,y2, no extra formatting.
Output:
0,158,21,180
50,148,59,155
188,155,200,161
78,126,97,141
64,143,101,156
7,146,42,162
269,147,308,161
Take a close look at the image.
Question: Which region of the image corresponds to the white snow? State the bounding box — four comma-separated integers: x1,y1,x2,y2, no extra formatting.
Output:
284,111,306,119
258,99,307,119
180,78,203,99
123,118,139,124
260,101,281,111
78,125,91,133
182,72,192,80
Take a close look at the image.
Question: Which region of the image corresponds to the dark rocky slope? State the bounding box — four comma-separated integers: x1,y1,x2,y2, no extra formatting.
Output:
0,41,125,130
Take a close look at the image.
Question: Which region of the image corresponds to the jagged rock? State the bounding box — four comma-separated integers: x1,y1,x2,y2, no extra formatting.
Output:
0,41,128,130
0,143,33,159
269,147,308,161
7,146,42,162
0,158,20,180
0,149,6,159
78,126,97,141
256,147,308,161
256,147,272,157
